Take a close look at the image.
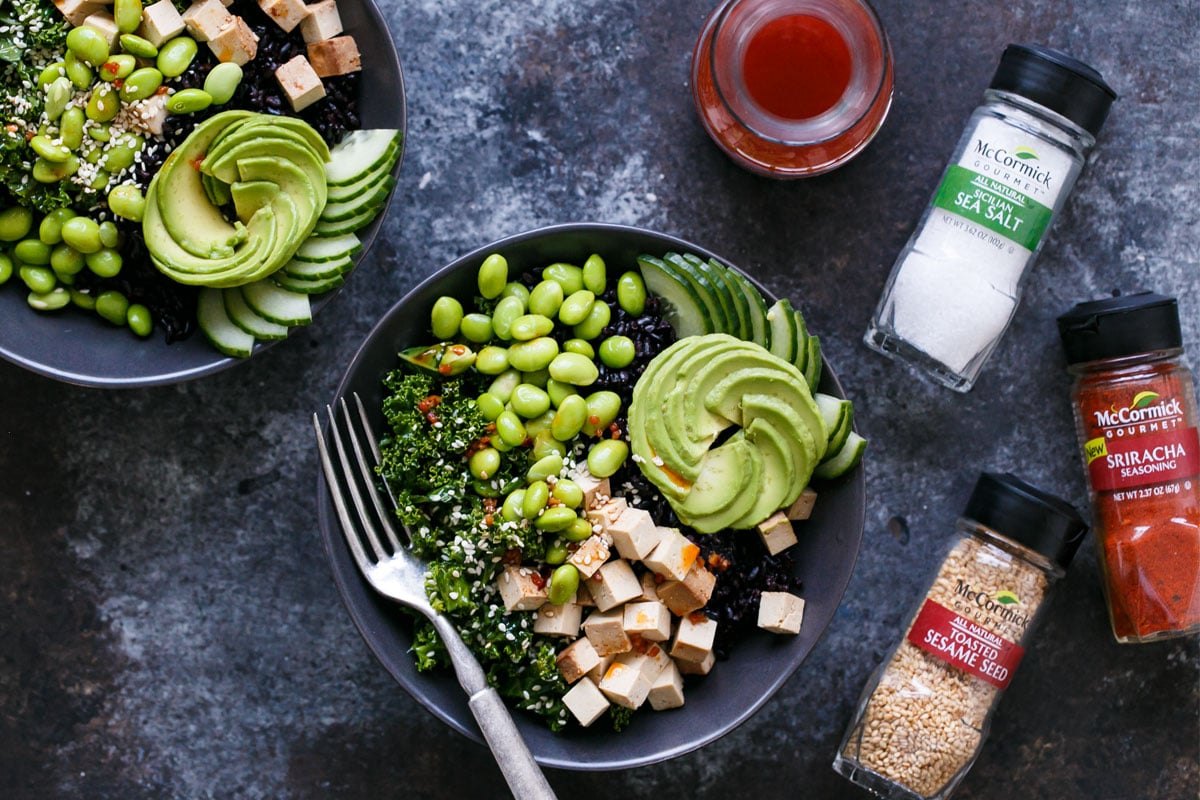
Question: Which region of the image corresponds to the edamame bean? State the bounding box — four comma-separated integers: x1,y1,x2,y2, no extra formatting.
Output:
551,479,583,509
85,248,123,278
527,279,564,318
599,335,635,368
548,352,599,386
61,216,101,253
166,88,212,115
509,313,553,341
113,0,143,34
99,54,136,82
27,287,70,311
50,243,85,276
582,253,606,294
98,221,120,249
557,289,594,326
107,183,146,222
521,368,550,388
19,266,56,294
87,123,112,142
0,254,12,285
490,295,524,340
126,303,153,337
43,76,71,120
563,338,595,359
32,155,80,183
551,394,588,441
477,253,507,299
546,563,580,604
472,479,501,499
95,290,129,325
468,447,501,480
495,410,528,447
14,239,51,266
59,107,85,150
430,295,463,339
69,288,95,310
501,489,526,522
37,62,65,89
102,143,138,172
506,336,559,372
475,392,505,421
546,378,577,408
500,281,530,306
536,506,579,534
86,84,119,122
531,430,567,460
30,134,71,163
203,61,243,105
542,262,583,294
487,370,521,403
522,480,550,519
66,26,110,67
583,391,622,436
544,540,568,566
522,409,554,439
617,270,647,315
586,438,629,478
119,67,163,102
563,516,593,542
63,52,93,89
511,384,551,419
0,207,34,241
572,299,611,340
459,312,493,343
157,36,198,78
119,33,158,58
526,453,563,483
474,345,509,375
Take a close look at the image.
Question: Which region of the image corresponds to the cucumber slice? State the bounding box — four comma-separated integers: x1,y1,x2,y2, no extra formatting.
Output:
694,255,751,341
293,233,362,263
271,269,345,294
241,278,313,326
224,286,289,339
325,129,402,186
282,254,353,280
791,309,809,377
805,334,823,390
724,266,770,350
326,159,395,203
319,177,394,222
637,255,712,337
681,253,740,339
813,432,867,480
766,299,797,363
312,206,377,237
197,287,255,358
663,252,731,334
815,393,853,454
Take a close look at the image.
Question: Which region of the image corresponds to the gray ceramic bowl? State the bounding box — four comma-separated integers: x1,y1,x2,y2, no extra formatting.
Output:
0,0,405,388
316,222,866,770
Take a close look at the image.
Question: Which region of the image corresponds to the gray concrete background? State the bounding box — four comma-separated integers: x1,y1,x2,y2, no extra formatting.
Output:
2,0,1198,798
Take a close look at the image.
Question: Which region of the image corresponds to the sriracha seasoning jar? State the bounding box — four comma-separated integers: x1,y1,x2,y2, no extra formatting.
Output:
690,0,893,178
1058,293,1200,643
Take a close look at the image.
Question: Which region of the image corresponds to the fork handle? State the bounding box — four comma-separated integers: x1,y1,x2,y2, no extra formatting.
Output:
468,687,559,800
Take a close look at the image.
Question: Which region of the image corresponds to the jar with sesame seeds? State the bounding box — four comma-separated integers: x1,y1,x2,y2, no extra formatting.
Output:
833,472,1087,800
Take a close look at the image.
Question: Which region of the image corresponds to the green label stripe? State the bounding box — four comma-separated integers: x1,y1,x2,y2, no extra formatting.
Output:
932,165,1054,251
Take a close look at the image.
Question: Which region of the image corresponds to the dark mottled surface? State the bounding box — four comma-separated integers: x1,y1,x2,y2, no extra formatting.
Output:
2,0,1197,798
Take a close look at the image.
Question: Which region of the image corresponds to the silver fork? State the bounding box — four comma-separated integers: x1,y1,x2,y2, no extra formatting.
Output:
314,395,557,800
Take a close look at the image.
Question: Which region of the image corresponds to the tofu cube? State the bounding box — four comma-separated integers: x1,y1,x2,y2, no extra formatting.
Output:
786,487,818,521
638,570,660,602
570,469,611,509
182,0,234,41
134,93,169,136
656,561,716,616
533,602,582,638
598,660,652,710
574,582,596,608
757,511,798,556
138,0,186,46
585,496,627,531
258,0,309,32
585,653,614,683
648,660,685,711
620,641,671,680
606,507,662,561
676,650,715,676
82,11,120,49
643,527,701,581
758,591,805,635
556,636,601,684
586,559,642,612
497,565,547,612
274,54,325,111
623,600,672,642
567,534,610,579
582,608,631,657
209,16,260,66
300,0,343,42
671,613,718,663
562,677,609,727
53,0,107,27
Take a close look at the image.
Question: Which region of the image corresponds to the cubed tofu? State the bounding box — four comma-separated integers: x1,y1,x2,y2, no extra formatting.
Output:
638,570,660,602
598,660,652,710
757,511,798,556
497,565,547,612
533,602,582,638
138,0,186,46
585,497,627,531
274,53,325,111
586,653,614,684
562,677,609,727
648,660,685,711
606,507,662,561
643,527,701,581
656,561,716,616
671,613,718,663
258,0,308,32
182,0,234,41
623,600,672,642
82,11,120,50
300,0,343,42
556,636,601,684
582,608,631,657
620,641,671,680
53,0,107,27
758,591,805,634
208,15,259,66
786,487,818,521
574,582,596,608
570,469,611,509
567,534,610,579
586,559,642,612
133,93,169,136
676,650,715,676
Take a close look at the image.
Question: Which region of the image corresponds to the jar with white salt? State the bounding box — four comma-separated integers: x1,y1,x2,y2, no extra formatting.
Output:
864,44,1116,392
833,472,1088,800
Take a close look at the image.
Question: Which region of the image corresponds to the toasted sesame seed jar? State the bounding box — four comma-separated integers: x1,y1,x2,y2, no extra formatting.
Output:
833,473,1087,799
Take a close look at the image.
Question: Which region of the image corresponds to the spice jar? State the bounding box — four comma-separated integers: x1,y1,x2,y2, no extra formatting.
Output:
1057,292,1200,644
865,45,1116,391
833,473,1087,800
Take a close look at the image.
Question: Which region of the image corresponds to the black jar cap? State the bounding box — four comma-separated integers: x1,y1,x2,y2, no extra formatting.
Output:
990,44,1117,137
964,473,1088,571
1057,292,1182,365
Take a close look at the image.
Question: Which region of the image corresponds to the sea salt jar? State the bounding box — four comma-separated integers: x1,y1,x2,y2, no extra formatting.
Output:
864,45,1116,392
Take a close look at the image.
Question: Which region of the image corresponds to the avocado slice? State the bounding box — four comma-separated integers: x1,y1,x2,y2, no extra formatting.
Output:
742,393,821,486
706,367,828,464
676,431,764,533
731,416,796,529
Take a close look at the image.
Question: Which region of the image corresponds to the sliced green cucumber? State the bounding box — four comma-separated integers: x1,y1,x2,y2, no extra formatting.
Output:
241,278,313,326
708,258,752,341
663,252,731,334
326,160,395,203
224,286,289,340
312,207,377,237
766,299,797,363
293,233,362,264
197,287,255,358
319,178,394,222
815,393,853,454
724,266,770,350
691,253,750,341
637,255,712,337
813,431,867,480
282,254,353,280
791,309,810,377
271,269,346,294
805,334,822,390
325,129,402,186
681,253,740,339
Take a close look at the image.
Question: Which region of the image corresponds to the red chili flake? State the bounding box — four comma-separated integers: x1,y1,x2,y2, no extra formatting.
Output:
483,513,494,527
706,553,731,572
437,364,452,375
24,129,34,141
608,423,621,439
547,497,561,507
113,79,124,89
588,415,600,425
529,572,546,589
485,422,497,433
688,611,709,624
6,124,19,133
417,395,443,413
101,61,119,78
482,498,498,513
155,85,170,95
189,155,204,171
424,411,440,425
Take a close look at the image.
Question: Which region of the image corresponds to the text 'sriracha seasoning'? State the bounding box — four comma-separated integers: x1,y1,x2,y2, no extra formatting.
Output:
1058,292,1200,643
834,473,1087,800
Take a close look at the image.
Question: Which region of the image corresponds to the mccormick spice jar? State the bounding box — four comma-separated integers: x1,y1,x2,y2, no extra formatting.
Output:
833,473,1087,800
1057,292,1200,643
